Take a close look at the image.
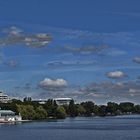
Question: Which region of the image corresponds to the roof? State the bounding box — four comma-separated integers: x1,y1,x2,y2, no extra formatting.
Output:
54,98,72,101
0,110,15,114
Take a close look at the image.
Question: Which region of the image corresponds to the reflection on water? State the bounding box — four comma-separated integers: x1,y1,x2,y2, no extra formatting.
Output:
0,115,140,140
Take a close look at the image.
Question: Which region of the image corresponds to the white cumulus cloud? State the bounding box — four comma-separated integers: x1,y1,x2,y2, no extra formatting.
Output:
39,78,68,89
106,71,126,79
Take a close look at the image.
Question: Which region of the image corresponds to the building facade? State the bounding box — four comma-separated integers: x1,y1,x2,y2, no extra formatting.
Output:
0,91,10,103
54,98,73,105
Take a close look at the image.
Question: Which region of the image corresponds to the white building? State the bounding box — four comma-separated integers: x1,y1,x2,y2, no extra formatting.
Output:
0,91,10,103
54,98,73,105
32,99,47,104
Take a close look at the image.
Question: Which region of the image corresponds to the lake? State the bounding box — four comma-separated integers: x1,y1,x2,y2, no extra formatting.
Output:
0,115,140,140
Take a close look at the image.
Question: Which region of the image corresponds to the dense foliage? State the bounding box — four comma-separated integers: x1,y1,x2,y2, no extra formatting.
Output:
0,99,140,120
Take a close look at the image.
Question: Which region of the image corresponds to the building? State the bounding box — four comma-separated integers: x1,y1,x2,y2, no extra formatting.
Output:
32,99,47,104
54,98,73,105
0,110,22,122
23,97,32,102
0,91,10,103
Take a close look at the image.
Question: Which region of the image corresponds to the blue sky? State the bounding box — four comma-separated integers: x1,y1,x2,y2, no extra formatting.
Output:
0,0,140,104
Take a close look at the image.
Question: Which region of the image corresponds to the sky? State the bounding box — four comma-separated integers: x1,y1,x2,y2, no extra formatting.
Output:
0,0,140,104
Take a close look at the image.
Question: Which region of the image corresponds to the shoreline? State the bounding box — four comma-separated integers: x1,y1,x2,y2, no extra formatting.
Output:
0,120,31,124
1,114,140,124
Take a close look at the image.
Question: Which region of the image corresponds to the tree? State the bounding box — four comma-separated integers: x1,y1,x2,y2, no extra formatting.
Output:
93,105,99,115
81,101,95,116
11,99,22,104
107,102,118,115
35,106,48,119
56,106,66,119
17,105,36,120
134,105,140,114
62,104,69,115
43,99,58,117
69,100,78,117
98,105,107,116
119,102,134,113
77,104,86,116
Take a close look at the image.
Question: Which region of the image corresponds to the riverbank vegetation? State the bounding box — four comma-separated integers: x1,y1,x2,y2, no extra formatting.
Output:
0,99,140,120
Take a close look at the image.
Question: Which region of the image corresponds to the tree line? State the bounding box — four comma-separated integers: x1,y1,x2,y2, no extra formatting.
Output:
0,99,140,120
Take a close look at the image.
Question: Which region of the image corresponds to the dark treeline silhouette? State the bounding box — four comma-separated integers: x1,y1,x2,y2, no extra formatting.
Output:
0,99,140,120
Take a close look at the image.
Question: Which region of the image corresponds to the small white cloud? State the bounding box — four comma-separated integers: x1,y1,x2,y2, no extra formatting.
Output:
129,88,140,93
3,26,23,36
106,71,126,79
130,93,135,97
116,82,124,87
129,88,136,93
39,78,68,89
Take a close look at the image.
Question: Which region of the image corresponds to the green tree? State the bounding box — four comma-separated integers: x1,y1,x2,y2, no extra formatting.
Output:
98,105,107,116
81,101,95,116
134,105,140,114
43,99,58,117
119,102,134,113
77,104,86,116
56,106,66,119
107,102,118,115
69,100,78,117
93,105,99,115
17,105,36,120
35,106,48,119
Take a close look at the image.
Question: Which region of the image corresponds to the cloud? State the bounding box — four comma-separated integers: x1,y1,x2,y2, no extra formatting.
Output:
87,92,106,98
0,26,52,48
79,80,140,103
2,26,23,36
39,78,68,90
106,71,126,79
105,48,127,56
24,79,140,102
53,45,109,55
133,57,140,63
129,88,140,93
46,60,96,67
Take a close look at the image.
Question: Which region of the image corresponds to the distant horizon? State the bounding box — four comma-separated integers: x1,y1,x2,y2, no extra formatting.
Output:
5,93,140,105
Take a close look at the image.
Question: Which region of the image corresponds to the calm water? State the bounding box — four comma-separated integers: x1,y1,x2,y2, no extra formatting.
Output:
0,115,140,140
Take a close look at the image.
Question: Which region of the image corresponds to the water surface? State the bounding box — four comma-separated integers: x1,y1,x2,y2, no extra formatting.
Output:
0,115,140,140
